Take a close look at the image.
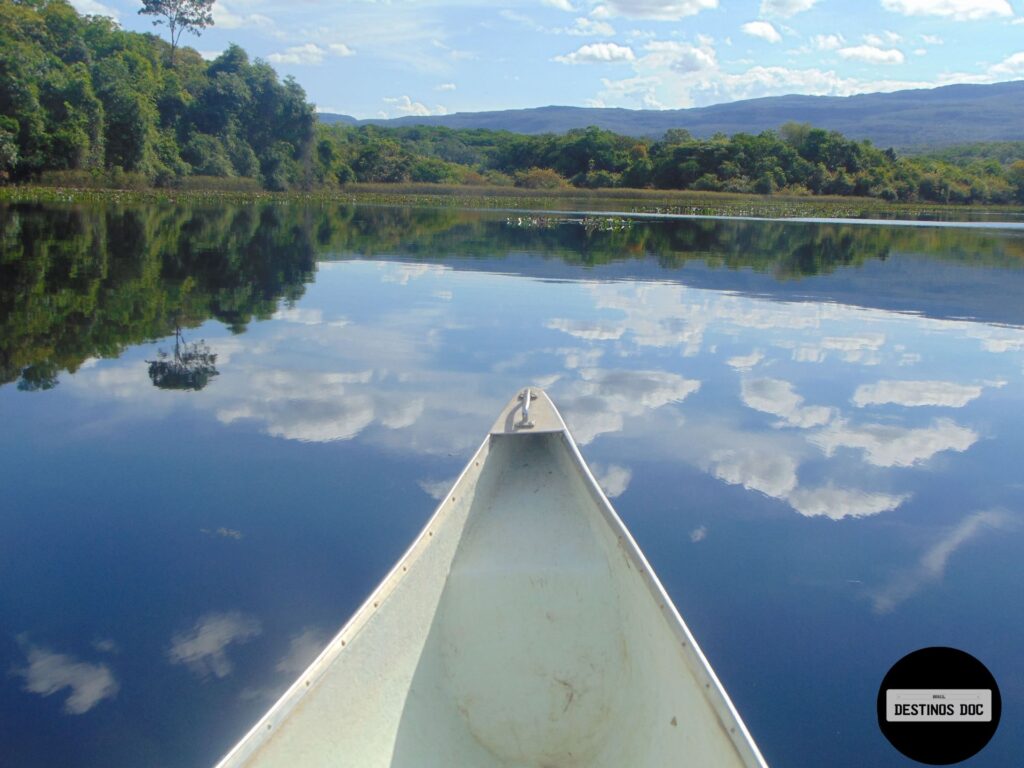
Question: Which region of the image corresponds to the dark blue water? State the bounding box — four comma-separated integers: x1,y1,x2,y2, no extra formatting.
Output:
1,203,1022,766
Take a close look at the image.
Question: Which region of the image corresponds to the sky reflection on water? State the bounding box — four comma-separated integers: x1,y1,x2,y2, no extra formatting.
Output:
1,204,1023,767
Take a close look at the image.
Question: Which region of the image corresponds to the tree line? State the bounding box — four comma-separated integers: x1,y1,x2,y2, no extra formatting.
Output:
0,0,313,189
314,122,1024,204
2,0,1024,204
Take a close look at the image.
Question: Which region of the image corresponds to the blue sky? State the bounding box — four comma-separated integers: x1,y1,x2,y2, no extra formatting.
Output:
74,0,1024,118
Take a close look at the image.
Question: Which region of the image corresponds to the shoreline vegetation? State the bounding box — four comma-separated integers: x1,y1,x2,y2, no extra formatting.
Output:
3,1,1024,212
3,184,1024,222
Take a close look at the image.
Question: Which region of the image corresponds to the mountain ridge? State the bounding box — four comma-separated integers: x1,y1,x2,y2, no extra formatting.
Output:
318,80,1024,150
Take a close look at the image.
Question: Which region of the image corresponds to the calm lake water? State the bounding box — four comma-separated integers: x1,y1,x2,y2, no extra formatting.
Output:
1,201,1022,767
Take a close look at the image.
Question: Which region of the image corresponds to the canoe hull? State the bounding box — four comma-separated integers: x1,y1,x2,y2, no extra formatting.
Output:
216,390,767,767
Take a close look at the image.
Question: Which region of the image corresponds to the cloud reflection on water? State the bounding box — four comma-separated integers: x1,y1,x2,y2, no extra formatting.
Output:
870,509,1015,613
167,612,262,680
13,639,119,715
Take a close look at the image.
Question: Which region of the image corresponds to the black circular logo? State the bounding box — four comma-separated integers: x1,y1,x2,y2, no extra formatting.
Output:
877,647,1001,764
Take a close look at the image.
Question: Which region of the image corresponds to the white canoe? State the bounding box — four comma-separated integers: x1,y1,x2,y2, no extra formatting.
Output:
216,388,768,768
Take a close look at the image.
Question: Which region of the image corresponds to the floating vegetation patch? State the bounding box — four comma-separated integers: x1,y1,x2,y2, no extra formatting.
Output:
505,215,633,231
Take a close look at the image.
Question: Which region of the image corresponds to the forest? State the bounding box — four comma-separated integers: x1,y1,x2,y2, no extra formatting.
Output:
2,0,1024,204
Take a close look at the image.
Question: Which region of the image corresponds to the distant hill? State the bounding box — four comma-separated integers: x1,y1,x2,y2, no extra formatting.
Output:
318,80,1024,150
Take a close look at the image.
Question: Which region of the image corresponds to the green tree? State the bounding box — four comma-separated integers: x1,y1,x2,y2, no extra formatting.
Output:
138,0,215,66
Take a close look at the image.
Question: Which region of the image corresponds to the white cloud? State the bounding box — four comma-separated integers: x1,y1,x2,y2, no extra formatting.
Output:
788,484,909,520
741,378,833,428
871,509,1013,613
419,476,458,501
555,42,637,64
213,2,273,30
864,31,903,47
92,638,119,654
216,368,428,444
852,380,984,409
643,40,718,73
838,45,905,65
990,52,1024,77
881,0,1012,21
275,628,329,676
810,34,845,51
561,368,700,444
382,95,444,117
14,641,119,715
593,463,633,498
566,17,617,36
268,44,328,65
328,43,355,57
69,0,119,20
168,612,262,679
436,82,457,91
919,34,944,44
546,318,625,340
690,526,707,542
543,0,576,9
273,307,324,326
760,0,819,16
811,418,978,467
597,0,718,19
727,350,764,371
708,447,798,499
741,21,782,44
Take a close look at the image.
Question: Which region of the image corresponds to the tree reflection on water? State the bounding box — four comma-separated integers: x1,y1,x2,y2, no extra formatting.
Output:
147,328,219,391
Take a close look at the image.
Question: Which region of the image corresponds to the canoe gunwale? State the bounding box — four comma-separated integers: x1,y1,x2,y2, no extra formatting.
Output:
213,388,768,768
213,435,495,768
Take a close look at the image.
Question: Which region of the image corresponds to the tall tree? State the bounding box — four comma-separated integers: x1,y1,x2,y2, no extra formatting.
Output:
138,0,215,66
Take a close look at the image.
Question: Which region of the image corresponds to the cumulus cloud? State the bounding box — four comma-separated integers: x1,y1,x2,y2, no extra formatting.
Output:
273,307,325,326
742,21,782,44
642,40,717,73
880,0,1012,21
741,378,833,429
727,351,764,371
810,418,978,467
566,17,616,36
560,368,700,444
990,52,1024,77
168,612,262,679
788,484,909,520
554,42,637,64
382,95,444,117
871,509,1013,613
864,31,903,47
707,447,798,499
275,628,329,676
214,369,425,444
546,318,625,340
542,0,575,9
690,526,707,542
838,45,905,65
436,82,457,91
852,380,984,409
597,0,718,19
265,39,353,67
213,2,273,29
418,476,458,501
593,463,633,498
760,0,819,16
13,641,119,715
810,34,845,51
